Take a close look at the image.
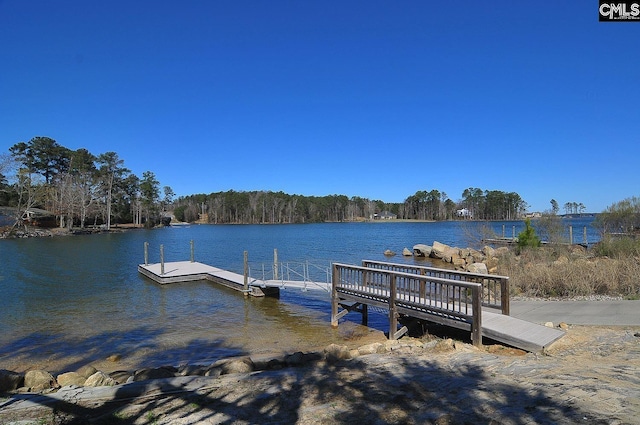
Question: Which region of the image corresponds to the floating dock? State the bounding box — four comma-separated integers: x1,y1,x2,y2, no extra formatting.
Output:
138,261,330,297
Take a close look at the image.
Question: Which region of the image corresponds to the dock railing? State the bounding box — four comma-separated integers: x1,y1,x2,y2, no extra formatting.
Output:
332,263,483,346
361,260,509,315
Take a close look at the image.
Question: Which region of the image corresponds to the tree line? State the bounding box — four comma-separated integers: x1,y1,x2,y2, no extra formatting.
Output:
2,135,581,229
173,188,528,224
0,136,169,232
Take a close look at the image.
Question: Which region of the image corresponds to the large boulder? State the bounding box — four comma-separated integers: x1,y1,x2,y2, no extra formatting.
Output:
76,365,98,379
133,366,177,382
85,371,116,387
324,343,351,363
57,371,86,387
24,370,56,392
430,241,450,259
412,244,432,257
467,262,488,274
220,357,254,375
0,369,24,392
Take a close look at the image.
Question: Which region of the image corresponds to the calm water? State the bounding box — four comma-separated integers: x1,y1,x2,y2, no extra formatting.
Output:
0,218,598,373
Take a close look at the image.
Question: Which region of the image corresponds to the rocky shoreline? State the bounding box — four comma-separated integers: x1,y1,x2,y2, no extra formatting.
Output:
1,325,639,424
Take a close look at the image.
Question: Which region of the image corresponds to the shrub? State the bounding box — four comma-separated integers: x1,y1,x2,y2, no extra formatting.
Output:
516,218,541,252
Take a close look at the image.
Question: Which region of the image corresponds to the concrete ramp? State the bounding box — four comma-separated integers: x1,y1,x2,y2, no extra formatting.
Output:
482,310,565,352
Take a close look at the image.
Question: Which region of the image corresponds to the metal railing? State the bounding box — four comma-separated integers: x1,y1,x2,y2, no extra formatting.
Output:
248,260,332,292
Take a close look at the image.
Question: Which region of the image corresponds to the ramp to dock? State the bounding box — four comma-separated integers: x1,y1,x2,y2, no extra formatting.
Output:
481,310,565,352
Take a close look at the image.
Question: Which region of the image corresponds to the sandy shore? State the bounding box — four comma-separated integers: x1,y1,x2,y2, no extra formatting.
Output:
1,325,639,425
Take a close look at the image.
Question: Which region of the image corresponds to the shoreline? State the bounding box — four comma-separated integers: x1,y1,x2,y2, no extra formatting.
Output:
1,324,639,424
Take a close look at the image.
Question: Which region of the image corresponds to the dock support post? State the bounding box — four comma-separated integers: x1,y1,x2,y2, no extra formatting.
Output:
190,240,194,262
144,242,149,266
273,248,278,280
243,250,249,297
160,245,165,275
331,264,339,328
583,226,587,245
569,226,573,245
471,285,482,347
512,225,515,240
389,275,398,339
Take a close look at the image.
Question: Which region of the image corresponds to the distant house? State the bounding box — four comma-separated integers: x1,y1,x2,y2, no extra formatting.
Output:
375,211,397,220
456,208,473,219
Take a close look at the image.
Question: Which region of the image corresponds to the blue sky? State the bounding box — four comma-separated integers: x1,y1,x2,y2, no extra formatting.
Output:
1,1,638,213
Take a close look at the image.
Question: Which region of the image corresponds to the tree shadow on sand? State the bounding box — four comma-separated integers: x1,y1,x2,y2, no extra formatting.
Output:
1,339,617,425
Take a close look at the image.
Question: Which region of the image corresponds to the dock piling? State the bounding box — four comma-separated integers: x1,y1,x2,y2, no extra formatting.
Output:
243,251,249,296
190,240,194,263
273,248,279,280
160,245,165,275
144,242,149,266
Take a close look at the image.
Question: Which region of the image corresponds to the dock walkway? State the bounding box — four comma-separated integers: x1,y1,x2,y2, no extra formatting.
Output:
138,261,330,296
332,261,565,352
138,259,564,353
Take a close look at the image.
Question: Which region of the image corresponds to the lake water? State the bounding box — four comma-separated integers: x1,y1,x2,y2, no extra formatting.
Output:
0,218,598,374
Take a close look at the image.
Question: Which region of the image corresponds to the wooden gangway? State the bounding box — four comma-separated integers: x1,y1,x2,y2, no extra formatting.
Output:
331,260,565,352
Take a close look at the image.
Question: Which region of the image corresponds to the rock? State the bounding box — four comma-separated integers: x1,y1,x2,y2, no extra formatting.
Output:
402,247,412,256
357,342,385,355
56,372,86,387
433,338,455,353
133,366,177,382
109,370,134,384
0,369,24,392
545,322,554,328
412,244,432,257
559,322,569,330
442,247,458,263
85,371,116,387
106,354,122,362
495,247,510,257
220,357,254,375
324,343,351,363
430,241,449,259
284,351,305,366
24,370,56,392
466,262,488,274
204,367,222,377
482,245,496,258
177,364,207,377
76,365,98,379
384,249,396,256
452,256,466,269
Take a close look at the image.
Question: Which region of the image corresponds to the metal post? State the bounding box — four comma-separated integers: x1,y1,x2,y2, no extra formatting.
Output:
273,248,279,280
569,226,573,245
190,240,194,263
331,264,339,328
471,285,482,347
160,244,165,275
243,250,249,296
144,242,149,266
389,274,398,340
